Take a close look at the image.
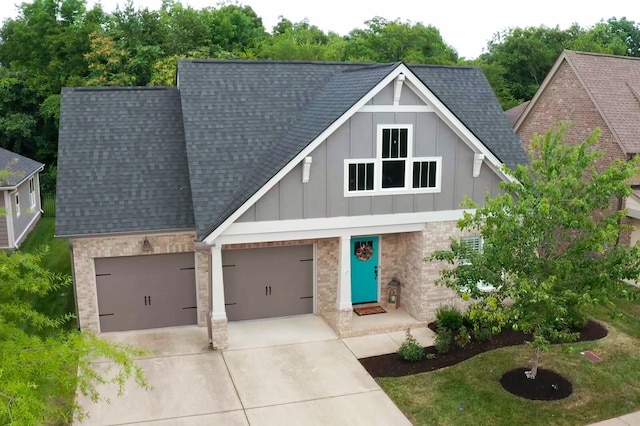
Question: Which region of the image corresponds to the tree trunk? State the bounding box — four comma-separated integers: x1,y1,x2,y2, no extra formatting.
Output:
526,347,540,379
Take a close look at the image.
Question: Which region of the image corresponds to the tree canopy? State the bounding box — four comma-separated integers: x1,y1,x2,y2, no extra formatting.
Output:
0,248,147,424
430,126,640,378
1,0,639,191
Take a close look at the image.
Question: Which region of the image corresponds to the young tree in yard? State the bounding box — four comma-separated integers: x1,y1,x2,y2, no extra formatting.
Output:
430,126,640,379
0,248,147,424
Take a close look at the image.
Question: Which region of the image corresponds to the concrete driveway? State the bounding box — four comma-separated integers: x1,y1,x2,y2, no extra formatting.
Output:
76,318,412,425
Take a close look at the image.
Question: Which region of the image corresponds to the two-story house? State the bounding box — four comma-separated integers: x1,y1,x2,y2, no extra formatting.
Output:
57,60,526,349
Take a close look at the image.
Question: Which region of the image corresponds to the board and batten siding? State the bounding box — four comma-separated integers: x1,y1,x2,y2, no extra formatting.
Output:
0,192,8,247
11,174,41,245
237,111,502,223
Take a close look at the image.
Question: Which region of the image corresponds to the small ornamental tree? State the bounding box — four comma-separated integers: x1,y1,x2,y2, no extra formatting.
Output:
430,126,640,379
0,248,148,423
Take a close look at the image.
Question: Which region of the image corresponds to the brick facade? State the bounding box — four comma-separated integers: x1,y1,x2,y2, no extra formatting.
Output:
71,231,205,333
72,226,467,343
517,59,633,245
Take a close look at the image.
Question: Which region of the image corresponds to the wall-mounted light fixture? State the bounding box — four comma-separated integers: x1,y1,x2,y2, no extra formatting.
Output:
142,236,152,252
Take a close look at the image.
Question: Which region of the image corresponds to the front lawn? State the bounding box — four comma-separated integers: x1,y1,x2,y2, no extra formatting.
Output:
19,217,76,328
378,299,640,426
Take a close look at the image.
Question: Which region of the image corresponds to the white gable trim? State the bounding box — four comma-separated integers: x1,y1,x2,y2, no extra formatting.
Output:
216,210,472,245
398,68,514,184
203,63,511,244
358,105,434,113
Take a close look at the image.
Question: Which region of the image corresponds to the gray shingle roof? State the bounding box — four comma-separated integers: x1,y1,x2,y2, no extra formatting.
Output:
56,87,195,237
57,60,525,239
197,62,400,236
410,65,528,170
0,147,43,187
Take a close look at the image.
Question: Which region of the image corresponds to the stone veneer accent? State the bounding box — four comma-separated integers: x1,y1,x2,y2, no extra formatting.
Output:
315,225,469,337
72,224,469,341
210,318,228,350
195,249,210,326
71,231,207,333
398,222,470,321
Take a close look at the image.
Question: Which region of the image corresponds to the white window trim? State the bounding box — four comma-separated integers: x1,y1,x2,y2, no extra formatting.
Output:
29,177,36,208
344,159,376,195
344,124,442,197
15,193,20,217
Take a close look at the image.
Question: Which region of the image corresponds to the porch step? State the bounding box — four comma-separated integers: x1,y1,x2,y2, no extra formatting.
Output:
339,320,429,339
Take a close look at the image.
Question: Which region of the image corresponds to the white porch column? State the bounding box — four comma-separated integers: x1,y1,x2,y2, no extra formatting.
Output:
210,244,227,321
337,235,352,310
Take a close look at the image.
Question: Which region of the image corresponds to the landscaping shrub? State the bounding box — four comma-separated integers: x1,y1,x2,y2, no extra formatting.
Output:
454,325,471,348
473,327,493,342
435,304,463,330
435,326,452,354
398,328,424,362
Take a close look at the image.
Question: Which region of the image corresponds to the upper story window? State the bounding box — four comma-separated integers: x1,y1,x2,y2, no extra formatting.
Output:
345,124,441,196
29,177,36,208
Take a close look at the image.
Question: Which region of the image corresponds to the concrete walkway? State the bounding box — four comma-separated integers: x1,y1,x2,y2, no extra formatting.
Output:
76,317,638,425
589,412,640,426
75,318,413,425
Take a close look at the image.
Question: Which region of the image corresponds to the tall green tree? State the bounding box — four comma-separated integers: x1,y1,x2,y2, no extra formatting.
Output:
0,248,147,424
259,18,345,61
345,17,458,64
430,126,640,379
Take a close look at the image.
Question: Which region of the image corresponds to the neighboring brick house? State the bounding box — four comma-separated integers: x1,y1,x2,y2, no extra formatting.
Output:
57,60,526,349
514,50,640,245
0,148,44,248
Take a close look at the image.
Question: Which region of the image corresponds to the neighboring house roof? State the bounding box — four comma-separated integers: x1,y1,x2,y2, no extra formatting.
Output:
56,87,195,237
516,50,640,154
0,147,43,187
505,101,530,127
57,60,526,239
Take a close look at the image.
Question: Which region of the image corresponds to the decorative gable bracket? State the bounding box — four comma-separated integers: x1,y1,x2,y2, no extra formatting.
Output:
473,153,485,178
393,74,405,106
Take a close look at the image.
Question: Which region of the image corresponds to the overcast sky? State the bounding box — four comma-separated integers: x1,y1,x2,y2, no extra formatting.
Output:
1,0,638,58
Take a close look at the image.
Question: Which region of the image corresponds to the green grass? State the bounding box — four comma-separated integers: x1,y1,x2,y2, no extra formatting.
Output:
19,217,76,328
379,299,640,426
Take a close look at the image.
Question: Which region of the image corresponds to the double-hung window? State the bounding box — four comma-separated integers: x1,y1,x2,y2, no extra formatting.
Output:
345,124,441,196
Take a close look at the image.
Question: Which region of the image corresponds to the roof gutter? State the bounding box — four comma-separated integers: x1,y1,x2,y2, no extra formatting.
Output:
0,165,45,191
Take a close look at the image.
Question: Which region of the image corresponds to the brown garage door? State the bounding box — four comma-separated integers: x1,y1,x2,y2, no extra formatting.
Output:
96,253,197,332
223,245,313,321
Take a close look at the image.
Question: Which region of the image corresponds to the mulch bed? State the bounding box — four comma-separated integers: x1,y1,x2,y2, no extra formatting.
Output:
359,320,608,378
500,368,573,400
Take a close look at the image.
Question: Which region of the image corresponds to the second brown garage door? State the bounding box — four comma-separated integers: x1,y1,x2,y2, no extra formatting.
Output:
95,253,197,332
222,245,314,321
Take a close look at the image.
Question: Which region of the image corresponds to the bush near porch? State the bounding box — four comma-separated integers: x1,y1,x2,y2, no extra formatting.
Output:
377,297,640,425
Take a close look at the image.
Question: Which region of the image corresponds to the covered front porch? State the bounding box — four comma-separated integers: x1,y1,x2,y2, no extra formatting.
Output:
201,219,465,349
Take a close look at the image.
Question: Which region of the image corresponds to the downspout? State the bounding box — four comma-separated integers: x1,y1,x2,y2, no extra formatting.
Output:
207,250,213,348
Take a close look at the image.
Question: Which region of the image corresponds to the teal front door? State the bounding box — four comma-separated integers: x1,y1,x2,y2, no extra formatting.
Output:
351,236,379,304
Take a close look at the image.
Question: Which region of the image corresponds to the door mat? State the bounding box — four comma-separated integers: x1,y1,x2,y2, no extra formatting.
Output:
354,305,386,316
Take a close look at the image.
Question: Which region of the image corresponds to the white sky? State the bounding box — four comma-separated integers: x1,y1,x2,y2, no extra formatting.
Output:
1,0,638,59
